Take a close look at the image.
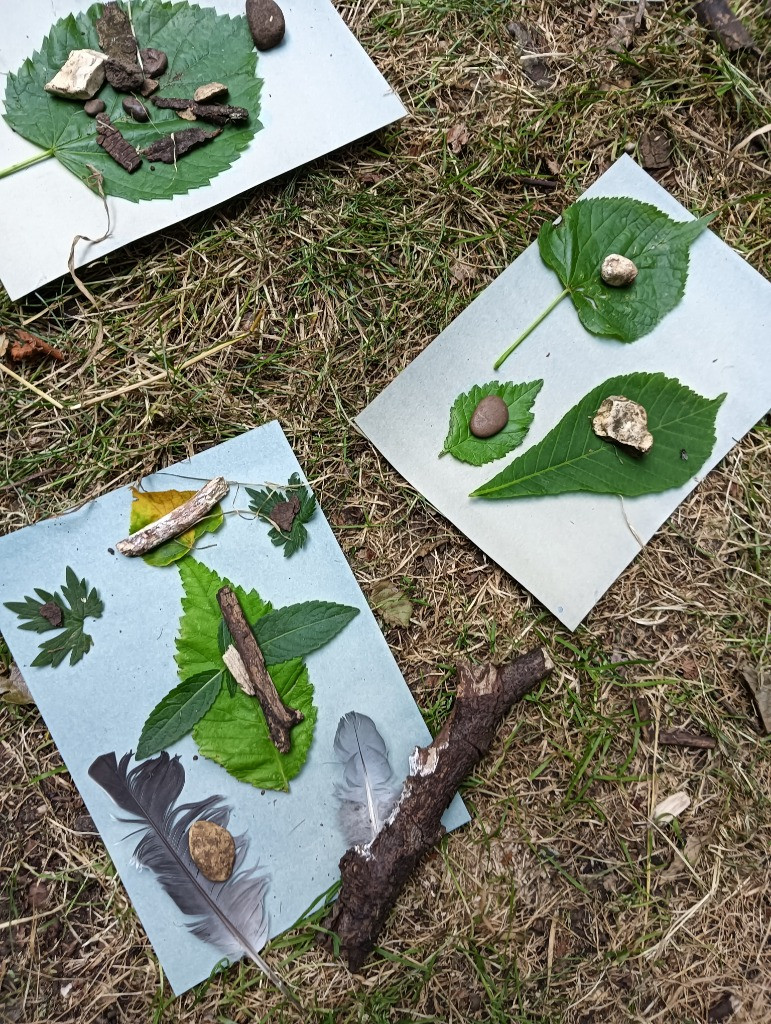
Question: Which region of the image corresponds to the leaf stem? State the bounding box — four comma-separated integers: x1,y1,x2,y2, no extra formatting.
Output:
493,287,570,371
0,149,55,180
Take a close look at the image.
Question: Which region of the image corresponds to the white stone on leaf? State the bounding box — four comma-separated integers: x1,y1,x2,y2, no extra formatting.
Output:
45,49,107,101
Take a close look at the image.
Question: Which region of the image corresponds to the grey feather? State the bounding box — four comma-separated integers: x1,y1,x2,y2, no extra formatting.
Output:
88,750,296,1004
333,712,400,847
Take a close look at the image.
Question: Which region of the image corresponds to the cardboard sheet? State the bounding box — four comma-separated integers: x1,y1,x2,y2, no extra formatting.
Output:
356,156,771,630
0,422,468,994
0,1,406,301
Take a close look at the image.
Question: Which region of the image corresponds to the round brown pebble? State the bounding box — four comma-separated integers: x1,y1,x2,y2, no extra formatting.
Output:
122,97,149,122
188,819,236,882
246,0,286,50
469,395,509,438
139,48,168,77
84,98,106,116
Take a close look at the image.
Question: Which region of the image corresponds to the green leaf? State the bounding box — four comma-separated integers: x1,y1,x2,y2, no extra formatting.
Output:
193,660,317,792
4,567,104,668
254,601,360,665
2,1,262,201
471,373,725,501
538,198,713,341
136,669,222,759
127,486,224,567
440,380,543,464
245,473,317,558
175,559,271,680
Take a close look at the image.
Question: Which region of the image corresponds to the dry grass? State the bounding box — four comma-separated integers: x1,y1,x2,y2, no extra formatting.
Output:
2,1,771,1022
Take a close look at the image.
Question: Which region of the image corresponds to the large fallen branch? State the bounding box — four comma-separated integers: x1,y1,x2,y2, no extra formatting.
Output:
322,647,553,970
117,476,228,556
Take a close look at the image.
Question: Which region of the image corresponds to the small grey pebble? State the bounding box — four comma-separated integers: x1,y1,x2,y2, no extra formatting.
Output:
469,395,509,438
122,97,149,122
84,98,106,116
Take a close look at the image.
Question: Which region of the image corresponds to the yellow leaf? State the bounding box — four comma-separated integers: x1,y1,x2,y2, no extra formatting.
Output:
129,487,199,551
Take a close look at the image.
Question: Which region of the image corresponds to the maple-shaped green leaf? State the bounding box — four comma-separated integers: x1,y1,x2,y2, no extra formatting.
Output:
471,372,725,501
136,668,222,759
4,566,104,668
494,198,714,369
193,659,317,792
245,474,317,557
127,486,224,567
2,1,262,201
440,380,543,464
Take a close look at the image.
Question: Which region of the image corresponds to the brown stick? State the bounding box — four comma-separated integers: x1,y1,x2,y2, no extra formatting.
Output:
216,586,303,753
321,647,553,970
117,476,229,556
658,729,717,750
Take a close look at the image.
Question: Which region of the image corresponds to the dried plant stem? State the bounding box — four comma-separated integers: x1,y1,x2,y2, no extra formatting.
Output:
493,287,569,370
0,362,65,410
116,477,229,556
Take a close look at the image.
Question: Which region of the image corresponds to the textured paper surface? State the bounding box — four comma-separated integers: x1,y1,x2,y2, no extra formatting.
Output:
356,156,771,630
0,423,468,994
0,0,405,300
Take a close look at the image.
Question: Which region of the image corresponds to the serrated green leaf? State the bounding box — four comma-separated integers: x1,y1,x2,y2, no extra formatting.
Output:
4,567,103,668
471,372,725,501
538,198,713,341
2,1,262,202
193,659,317,792
127,486,224,567
136,669,222,759
440,380,543,464
254,601,360,664
245,473,317,558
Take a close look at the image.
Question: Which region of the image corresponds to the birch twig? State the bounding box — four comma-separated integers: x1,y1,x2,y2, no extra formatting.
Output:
116,476,229,556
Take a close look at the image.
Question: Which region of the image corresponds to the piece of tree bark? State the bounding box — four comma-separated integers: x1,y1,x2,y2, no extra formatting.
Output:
117,476,229,556
322,648,553,970
95,114,142,174
658,728,716,750
151,96,249,125
216,586,303,753
694,0,757,51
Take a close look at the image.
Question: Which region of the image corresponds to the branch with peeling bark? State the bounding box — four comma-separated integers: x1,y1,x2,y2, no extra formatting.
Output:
117,476,229,556
217,586,303,753
322,647,553,970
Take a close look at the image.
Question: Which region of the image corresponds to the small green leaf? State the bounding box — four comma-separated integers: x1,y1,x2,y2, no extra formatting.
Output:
441,380,543,464
471,372,725,501
254,601,360,665
246,474,317,558
136,670,222,759
538,197,713,341
193,660,317,792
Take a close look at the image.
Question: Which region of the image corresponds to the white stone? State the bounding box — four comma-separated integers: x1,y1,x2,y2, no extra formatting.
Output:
45,49,107,101
592,395,654,453
601,252,638,287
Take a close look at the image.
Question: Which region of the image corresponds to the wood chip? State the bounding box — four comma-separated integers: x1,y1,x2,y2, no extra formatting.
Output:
95,114,142,173
143,127,221,163
39,601,64,627
152,96,249,125
269,495,300,532
639,130,671,170
652,791,690,824
658,728,716,750
694,0,757,51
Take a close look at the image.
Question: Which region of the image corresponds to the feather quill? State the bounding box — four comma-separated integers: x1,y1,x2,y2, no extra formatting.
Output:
333,712,400,847
88,750,296,1004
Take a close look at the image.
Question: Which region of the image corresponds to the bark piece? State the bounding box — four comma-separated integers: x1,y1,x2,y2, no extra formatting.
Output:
45,49,106,100
217,586,304,754
246,0,286,51
639,130,671,170
96,2,140,67
95,114,142,173
39,601,63,627
658,728,716,750
117,476,229,555
194,82,229,104
322,649,553,969
505,22,555,88
143,127,221,163
188,819,236,881
269,495,300,532
8,328,66,363
152,96,249,125
694,0,757,51
104,58,145,92
140,48,168,77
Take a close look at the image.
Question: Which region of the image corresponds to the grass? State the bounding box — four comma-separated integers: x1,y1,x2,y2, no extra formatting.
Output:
2,1,771,1022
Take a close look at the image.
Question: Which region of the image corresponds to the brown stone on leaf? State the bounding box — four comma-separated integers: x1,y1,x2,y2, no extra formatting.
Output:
122,97,149,122
194,82,229,104
105,58,145,92
144,127,222,163
188,819,236,882
592,395,653,453
96,114,142,173
139,48,168,77
39,601,63,628
84,98,106,116
246,0,286,51
469,395,509,438
270,495,301,532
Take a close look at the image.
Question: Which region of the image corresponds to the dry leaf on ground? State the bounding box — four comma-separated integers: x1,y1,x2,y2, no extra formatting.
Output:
0,663,34,705
652,790,691,824
446,123,469,154
369,582,413,627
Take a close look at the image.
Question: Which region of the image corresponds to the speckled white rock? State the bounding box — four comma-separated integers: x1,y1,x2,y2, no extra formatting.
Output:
592,395,653,453
600,253,638,287
45,49,107,100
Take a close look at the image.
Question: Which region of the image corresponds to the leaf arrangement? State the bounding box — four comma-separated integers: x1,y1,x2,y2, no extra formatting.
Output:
440,380,543,465
494,197,713,369
137,558,359,791
471,372,725,501
128,486,225,566
4,567,104,667
246,474,317,557
2,1,262,200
